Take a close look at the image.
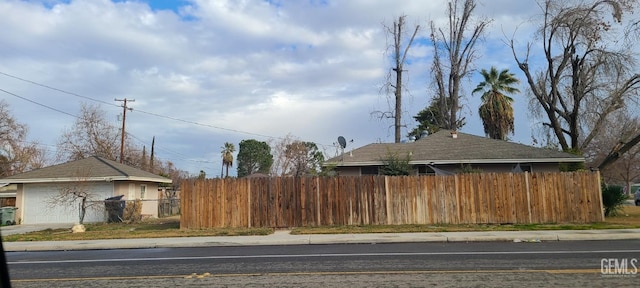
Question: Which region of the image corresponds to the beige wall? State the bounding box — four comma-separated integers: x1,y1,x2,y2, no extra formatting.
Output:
113,181,160,218
15,184,24,224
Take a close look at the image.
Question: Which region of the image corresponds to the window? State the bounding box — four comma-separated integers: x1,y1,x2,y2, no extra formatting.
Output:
361,166,379,175
513,163,532,173
417,165,435,175
140,185,147,200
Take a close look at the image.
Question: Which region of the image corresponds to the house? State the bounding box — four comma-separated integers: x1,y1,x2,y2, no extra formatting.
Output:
0,156,172,224
324,130,585,176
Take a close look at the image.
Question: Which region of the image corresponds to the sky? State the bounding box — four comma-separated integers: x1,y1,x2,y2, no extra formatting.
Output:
0,0,544,177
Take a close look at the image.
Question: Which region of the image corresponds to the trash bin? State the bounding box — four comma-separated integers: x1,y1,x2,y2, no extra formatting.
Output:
0,207,18,225
105,195,125,223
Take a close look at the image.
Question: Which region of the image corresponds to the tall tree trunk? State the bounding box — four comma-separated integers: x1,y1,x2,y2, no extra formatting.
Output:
428,0,488,131
378,15,419,143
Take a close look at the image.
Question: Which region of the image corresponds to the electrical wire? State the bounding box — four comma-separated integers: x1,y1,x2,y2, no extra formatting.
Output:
0,71,285,141
0,88,214,168
0,88,77,118
0,71,340,160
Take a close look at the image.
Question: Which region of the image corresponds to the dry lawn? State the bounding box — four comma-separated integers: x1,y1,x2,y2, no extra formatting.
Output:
3,205,639,241
291,205,640,235
2,216,272,242
604,204,640,225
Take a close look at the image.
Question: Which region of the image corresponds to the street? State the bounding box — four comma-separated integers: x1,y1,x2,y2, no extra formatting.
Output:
6,240,640,287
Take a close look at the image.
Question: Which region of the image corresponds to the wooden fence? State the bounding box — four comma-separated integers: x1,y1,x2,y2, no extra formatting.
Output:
180,171,604,229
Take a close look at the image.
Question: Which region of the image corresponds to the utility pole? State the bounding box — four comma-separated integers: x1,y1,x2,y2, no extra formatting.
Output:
115,98,134,163
150,136,155,172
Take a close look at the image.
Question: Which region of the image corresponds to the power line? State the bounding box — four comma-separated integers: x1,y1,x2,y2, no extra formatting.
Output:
126,132,220,164
0,87,218,167
0,71,118,107
0,70,284,140
0,88,77,118
0,71,340,149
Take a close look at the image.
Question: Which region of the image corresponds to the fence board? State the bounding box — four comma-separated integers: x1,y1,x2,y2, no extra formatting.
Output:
180,172,604,229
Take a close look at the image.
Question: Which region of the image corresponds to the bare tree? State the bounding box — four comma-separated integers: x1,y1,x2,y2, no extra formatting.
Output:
429,0,489,130
157,160,189,190
510,0,640,169
284,141,324,177
270,134,297,176
57,103,121,162
586,110,640,192
0,100,47,176
270,134,324,176
47,170,101,225
374,15,420,143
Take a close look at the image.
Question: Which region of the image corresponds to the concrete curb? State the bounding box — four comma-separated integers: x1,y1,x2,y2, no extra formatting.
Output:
4,229,640,252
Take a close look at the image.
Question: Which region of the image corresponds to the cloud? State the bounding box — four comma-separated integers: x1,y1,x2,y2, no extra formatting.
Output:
0,0,549,176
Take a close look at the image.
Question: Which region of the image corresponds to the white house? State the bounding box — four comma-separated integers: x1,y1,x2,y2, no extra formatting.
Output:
0,156,172,224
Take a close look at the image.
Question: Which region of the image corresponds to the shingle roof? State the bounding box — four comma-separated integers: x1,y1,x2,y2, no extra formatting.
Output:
325,130,584,166
0,156,172,184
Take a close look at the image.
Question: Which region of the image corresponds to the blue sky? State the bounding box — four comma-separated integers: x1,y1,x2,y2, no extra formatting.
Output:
0,0,546,176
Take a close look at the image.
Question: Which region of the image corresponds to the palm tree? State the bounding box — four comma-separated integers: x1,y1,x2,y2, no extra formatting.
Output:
221,142,235,178
472,67,520,140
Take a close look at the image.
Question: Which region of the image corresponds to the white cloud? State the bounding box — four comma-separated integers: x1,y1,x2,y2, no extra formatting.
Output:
0,0,561,176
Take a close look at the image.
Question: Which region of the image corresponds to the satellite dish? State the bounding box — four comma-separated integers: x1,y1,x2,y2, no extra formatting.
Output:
338,136,347,149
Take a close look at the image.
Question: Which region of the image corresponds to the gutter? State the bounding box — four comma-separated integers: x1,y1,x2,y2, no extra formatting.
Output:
0,176,172,184
325,157,585,167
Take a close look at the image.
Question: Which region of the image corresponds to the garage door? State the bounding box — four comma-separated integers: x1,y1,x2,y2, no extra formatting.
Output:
22,182,114,224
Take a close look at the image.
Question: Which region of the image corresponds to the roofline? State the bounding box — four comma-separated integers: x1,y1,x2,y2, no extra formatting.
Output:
324,158,585,167
0,176,172,184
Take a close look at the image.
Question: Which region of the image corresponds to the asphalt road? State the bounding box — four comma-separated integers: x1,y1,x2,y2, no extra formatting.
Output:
6,240,640,287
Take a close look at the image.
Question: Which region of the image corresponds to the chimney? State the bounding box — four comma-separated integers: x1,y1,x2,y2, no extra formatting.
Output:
451,131,458,139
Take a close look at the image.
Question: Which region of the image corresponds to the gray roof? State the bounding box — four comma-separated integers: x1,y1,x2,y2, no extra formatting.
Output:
325,130,584,166
0,156,172,184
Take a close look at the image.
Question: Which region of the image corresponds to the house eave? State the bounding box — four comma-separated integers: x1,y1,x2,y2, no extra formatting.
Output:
325,158,585,167
0,176,172,185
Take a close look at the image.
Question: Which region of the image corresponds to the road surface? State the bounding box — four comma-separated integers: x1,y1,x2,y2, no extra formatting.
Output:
6,240,640,287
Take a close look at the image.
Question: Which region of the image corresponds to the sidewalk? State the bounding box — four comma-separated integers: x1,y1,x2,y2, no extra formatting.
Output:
3,228,640,252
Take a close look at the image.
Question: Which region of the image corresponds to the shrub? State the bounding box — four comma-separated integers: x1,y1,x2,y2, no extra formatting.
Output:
123,199,143,223
457,164,482,174
602,184,627,217
379,149,412,176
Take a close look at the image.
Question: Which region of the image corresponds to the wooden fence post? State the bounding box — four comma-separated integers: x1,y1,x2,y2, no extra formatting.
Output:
385,176,391,225
596,170,604,221
316,177,321,226
248,178,252,228
525,171,532,224
455,174,461,224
